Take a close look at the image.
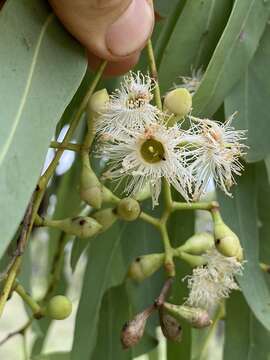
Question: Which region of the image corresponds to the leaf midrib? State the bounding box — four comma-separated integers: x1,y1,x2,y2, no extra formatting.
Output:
0,13,54,166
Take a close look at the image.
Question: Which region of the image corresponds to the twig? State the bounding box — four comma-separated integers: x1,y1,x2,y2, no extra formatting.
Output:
155,277,174,307
0,319,32,346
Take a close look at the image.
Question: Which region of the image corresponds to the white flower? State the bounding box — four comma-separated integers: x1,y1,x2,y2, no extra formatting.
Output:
96,72,160,137
185,249,243,310
178,68,203,94
187,113,247,199
98,122,193,206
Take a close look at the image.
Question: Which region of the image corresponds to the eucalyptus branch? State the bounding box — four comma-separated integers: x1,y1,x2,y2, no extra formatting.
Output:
147,40,162,110
0,319,32,347
14,282,43,318
172,200,219,212
42,232,68,302
50,141,81,152
0,61,107,317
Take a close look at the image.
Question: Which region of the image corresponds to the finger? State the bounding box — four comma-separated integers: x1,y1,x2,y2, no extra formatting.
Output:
49,0,154,61
87,51,140,76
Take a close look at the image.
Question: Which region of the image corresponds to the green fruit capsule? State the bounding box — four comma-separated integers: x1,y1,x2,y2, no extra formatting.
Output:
46,296,72,320
117,198,141,221
44,216,102,238
92,208,118,232
177,232,214,255
128,253,164,282
163,303,211,329
80,153,103,209
177,252,206,267
212,209,243,261
164,88,192,118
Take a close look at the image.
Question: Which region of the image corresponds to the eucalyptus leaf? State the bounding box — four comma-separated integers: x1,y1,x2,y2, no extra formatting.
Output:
33,352,70,360
224,26,270,162
217,163,270,330
193,0,270,117
0,0,87,258
157,0,231,93
167,190,195,360
224,292,270,360
71,222,127,360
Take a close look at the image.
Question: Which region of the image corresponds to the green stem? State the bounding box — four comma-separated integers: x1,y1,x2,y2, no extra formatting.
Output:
50,141,81,152
41,61,107,182
147,39,162,110
43,232,68,302
159,224,175,277
173,200,219,212
139,211,160,228
14,282,43,318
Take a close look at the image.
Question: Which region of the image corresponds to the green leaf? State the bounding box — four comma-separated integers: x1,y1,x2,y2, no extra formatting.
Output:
224,26,270,162
167,191,195,360
0,0,87,257
217,163,270,330
193,0,270,117
157,0,231,93
33,352,70,360
224,292,270,360
257,161,270,263
92,283,157,360
71,223,127,360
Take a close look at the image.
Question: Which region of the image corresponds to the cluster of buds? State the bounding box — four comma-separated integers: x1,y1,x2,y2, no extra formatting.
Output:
121,278,211,349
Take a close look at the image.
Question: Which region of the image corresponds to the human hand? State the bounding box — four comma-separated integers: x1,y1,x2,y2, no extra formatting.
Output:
48,0,154,75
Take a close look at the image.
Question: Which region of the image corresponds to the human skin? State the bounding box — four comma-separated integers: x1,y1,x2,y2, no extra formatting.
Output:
48,0,154,75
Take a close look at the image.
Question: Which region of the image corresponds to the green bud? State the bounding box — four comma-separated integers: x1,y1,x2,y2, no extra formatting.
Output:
177,232,214,255
212,209,243,261
128,253,165,282
88,88,109,116
117,198,141,221
163,303,211,329
46,295,72,320
121,306,153,349
80,153,103,209
44,216,102,238
177,252,206,267
92,208,118,232
164,88,192,118
159,310,182,343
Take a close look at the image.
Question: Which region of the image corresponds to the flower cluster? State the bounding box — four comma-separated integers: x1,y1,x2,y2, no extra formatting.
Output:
184,249,243,310
96,71,247,206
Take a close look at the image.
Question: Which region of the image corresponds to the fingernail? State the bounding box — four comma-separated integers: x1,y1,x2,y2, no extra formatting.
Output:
106,0,153,57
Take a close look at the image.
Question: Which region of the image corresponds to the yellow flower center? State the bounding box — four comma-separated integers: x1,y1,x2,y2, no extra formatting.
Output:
140,138,165,164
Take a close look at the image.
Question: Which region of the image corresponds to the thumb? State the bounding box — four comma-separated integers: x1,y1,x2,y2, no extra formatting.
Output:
49,0,154,61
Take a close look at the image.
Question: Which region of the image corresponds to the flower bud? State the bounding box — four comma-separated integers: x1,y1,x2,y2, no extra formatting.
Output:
92,208,118,232
159,310,182,343
80,153,103,209
89,88,109,116
44,216,102,238
163,303,211,329
177,232,214,255
212,209,243,261
117,198,141,221
121,307,153,349
164,88,192,118
177,252,206,267
128,253,164,282
46,295,72,320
